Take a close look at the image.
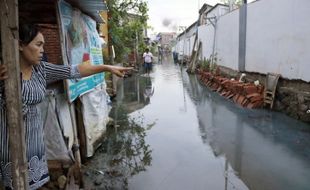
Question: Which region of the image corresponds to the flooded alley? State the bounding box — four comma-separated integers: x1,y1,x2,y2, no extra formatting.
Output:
84,56,310,190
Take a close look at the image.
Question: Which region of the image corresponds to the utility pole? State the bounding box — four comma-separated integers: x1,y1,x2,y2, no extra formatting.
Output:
0,0,29,189
207,16,217,69
238,0,247,71
228,0,234,11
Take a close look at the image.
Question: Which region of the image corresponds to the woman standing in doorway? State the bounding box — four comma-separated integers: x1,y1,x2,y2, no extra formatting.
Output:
0,23,132,189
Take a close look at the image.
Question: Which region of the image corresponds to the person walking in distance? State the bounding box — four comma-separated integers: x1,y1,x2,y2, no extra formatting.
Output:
157,45,163,64
143,48,153,75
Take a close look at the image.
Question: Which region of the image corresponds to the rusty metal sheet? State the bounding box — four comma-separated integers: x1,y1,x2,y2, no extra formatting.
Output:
64,0,107,23
19,0,107,23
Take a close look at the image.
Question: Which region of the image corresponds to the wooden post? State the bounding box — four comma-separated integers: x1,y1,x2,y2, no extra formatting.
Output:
238,0,247,72
0,0,29,189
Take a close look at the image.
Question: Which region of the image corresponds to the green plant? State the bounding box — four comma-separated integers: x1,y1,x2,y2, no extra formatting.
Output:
209,53,218,74
201,58,211,71
210,62,218,74
220,0,243,7
107,0,149,63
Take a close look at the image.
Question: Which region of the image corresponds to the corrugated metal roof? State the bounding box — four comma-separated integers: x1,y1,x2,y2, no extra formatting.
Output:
65,0,107,23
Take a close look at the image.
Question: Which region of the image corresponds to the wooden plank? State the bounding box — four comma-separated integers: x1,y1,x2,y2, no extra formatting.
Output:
187,34,198,73
56,3,83,188
55,0,82,165
0,0,29,189
75,100,87,163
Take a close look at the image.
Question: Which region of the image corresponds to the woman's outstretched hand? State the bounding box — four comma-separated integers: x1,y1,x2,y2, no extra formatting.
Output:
78,64,135,78
109,66,134,78
0,65,8,80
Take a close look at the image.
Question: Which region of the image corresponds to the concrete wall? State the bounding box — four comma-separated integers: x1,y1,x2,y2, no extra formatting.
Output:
176,23,197,57
191,0,310,82
215,9,239,70
184,35,196,56
198,24,214,60
246,0,310,82
175,39,183,53
208,5,229,20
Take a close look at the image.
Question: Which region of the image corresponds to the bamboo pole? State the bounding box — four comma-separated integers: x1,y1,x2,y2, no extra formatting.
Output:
0,0,29,189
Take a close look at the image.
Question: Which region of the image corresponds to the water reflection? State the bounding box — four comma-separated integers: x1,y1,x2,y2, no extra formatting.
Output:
116,74,155,113
129,62,249,190
143,76,155,105
84,112,152,189
183,73,310,190
83,74,154,189
86,59,310,190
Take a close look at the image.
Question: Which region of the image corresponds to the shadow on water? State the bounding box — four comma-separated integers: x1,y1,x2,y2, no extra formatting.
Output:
183,72,310,190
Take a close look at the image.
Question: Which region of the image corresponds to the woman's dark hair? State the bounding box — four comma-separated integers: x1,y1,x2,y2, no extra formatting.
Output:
19,23,40,45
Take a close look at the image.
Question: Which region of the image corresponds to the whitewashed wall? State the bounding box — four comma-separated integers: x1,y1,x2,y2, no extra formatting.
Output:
215,9,239,70
195,0,310,81
208,5,229,19
246,0,310,81
198,5,229,61
184,37,190,56
184,35,196,56
176,23,197,56
190,35,195,54
198,24,214,60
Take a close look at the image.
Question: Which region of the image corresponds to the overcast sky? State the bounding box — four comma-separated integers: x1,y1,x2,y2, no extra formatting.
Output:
147,0,221,34
146,0,254,35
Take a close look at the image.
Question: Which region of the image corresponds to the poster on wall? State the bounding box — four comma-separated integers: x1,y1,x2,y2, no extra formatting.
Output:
58,0,104,102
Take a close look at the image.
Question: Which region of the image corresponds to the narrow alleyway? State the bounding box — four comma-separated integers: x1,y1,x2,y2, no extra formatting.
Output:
84,56,310,190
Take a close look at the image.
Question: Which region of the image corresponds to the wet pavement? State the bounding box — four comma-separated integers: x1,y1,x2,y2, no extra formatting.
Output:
84,56,310,190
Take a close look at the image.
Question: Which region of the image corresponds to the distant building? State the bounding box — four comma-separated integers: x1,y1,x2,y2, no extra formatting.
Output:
200,3,229,26
157,32,177,51
199,4,213,26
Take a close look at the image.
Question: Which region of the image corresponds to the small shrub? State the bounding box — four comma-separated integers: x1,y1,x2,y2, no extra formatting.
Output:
201,58,211,71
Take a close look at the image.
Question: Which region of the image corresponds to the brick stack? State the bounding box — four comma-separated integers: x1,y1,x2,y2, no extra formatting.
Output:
198,70,264,109
39,24,62,64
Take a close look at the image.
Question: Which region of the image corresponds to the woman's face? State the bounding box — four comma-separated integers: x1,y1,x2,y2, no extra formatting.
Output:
20,32,45,65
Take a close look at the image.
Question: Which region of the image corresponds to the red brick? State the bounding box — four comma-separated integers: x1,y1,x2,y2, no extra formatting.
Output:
40,24,61,64
242,99,249,107
237,95,246,105
244,85,258,95
233,94,240,103
216,86,223,92
249,95,263,102
227,93,234,99
247,103,255,109
220,91,228,96
251,101,263,108
246,93,261,99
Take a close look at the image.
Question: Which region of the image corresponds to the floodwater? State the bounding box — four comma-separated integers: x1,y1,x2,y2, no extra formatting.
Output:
84,56,310,190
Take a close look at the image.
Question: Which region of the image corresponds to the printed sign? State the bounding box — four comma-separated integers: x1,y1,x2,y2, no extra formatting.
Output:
58,0,104,102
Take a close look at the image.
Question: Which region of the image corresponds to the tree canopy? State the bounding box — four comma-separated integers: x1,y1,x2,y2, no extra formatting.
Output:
107,0,149,63
221,0,243,7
